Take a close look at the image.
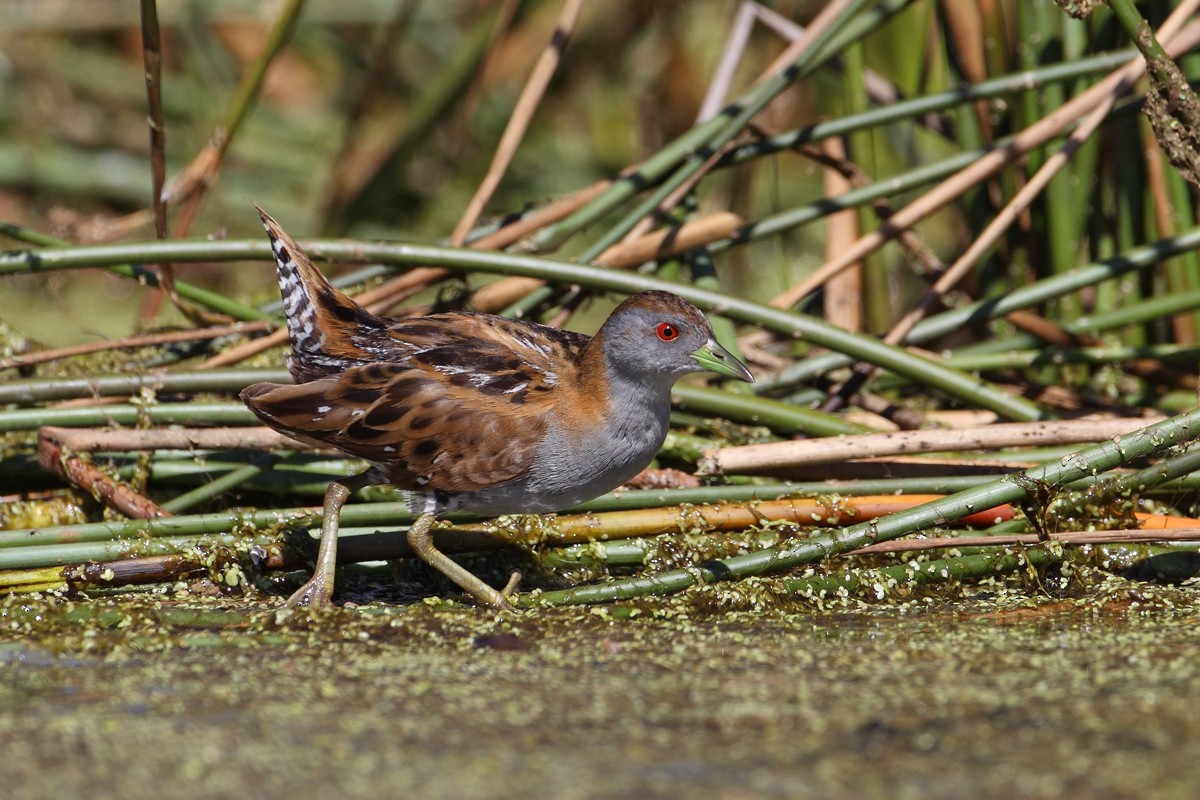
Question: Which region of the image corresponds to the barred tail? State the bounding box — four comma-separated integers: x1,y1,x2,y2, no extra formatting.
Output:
254,205,379,381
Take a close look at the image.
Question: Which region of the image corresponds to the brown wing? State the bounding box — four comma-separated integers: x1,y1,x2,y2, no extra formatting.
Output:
241,315,587,492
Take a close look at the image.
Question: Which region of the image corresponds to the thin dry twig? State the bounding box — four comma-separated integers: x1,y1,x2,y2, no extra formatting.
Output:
450,0,586,248
140,0,167,243
136,0,181,323
0,322,269,371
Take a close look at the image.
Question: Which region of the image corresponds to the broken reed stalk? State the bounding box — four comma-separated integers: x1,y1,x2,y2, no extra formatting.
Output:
0,552,227,595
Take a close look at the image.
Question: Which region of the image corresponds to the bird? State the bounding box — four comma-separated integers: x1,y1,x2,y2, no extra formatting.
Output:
241,206,754,611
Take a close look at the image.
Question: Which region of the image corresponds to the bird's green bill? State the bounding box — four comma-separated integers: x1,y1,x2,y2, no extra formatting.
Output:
692,339,754,382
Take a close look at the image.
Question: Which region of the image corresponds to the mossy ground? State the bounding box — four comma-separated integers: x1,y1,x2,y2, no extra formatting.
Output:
3,573,1200,800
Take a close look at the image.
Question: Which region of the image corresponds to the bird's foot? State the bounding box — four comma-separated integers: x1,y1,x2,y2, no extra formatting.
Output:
466,578,515,611
282,569,335,613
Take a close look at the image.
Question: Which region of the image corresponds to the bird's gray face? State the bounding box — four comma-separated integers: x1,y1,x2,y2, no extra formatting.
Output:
599,297,753,385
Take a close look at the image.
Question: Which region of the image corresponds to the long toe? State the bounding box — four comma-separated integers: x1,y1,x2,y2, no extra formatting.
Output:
501,571,522,599
284,578,333,612
471,582,515,610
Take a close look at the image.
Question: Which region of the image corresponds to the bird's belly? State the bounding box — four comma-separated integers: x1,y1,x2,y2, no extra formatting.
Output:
448,414,667,516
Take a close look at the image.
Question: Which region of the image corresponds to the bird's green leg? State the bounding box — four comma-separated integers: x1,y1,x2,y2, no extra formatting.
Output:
284,472,374,612
407,513,515,610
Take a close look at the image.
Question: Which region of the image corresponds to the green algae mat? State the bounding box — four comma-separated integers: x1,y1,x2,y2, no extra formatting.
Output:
3,575,1200,800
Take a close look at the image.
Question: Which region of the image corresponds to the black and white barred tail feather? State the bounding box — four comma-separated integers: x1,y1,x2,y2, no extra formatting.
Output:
254,205,385,382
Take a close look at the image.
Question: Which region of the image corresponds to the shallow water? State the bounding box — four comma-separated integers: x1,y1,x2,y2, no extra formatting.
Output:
2,583,1200,800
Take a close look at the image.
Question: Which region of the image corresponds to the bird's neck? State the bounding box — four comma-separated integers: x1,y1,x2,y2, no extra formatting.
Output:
586,336,674,437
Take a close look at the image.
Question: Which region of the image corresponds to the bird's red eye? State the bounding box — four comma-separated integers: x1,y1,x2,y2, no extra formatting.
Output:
656,322,678,341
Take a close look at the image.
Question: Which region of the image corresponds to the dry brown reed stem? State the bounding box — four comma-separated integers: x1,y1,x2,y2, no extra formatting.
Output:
1003,310,1086,346
469,210,745,312
937,0,992,139
821,136,862,332
1142,119,1198,344
599,211,747,266
0,554,231,596
460,494,1018,548
770,14,1200,310
65,553,215,591
450,0,586,248
621,143,737,245
34,425,307,520
140,0,168,245
37,426,303,455
703,417,1167,475
37,428,168,519
757,0,859,83
135,0,183,325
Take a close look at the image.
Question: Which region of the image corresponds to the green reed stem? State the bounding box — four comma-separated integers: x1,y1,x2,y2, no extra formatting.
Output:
521,407,1200,605
0,534,279,571
159,451,292,514
781,544,1062,599
0,239,1047,420
0,402,256,432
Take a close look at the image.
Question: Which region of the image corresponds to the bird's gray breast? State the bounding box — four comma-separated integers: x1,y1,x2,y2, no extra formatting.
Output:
529,403,669,509
449,395,670,515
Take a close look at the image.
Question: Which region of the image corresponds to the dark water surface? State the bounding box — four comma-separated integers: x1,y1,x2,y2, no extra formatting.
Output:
2,587,1199,800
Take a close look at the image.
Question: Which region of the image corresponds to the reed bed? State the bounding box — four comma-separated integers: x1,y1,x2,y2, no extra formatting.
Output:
4,0,1200,613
